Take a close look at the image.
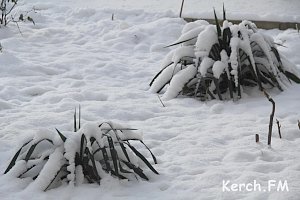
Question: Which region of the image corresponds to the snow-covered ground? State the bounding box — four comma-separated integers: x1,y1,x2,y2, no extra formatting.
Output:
26,0,300,22
1,1,300,200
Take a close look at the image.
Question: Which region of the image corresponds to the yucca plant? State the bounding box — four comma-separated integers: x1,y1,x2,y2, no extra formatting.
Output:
150,8,300,101
4,107,158,191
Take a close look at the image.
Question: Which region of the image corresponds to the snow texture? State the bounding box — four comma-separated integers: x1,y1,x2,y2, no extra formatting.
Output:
0,0,300,200
195,25,218,58
25,0,300,22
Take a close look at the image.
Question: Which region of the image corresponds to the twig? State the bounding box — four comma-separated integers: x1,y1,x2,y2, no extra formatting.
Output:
179,0,185,18
276,119,282,139
6,1,17,16
157,95,165,107
263,91,275,146
12,20,23,37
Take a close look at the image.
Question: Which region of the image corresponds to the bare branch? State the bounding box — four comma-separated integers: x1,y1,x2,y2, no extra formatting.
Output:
263,91,275,146
6,1,17,15
276,119,282,139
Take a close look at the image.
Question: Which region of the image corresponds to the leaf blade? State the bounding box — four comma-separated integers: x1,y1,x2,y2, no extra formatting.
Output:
125,142,159,175
4,139,32,174
55,128,66,142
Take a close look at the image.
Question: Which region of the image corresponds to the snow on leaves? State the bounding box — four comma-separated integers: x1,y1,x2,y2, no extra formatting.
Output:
150,15,300,101
4,121,158,191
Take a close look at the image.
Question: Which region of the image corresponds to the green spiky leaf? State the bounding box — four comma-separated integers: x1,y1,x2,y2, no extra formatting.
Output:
150,62,173,86
80,134,87,162
100,147,111,172
85,147,101,184
119,142,131,162
223,3,226,20
121,161,149,180
25,139,53,162
107,136,119,177
78,105,81,130
74,107,77,132
209,43,221,61
213,8,221,38
164,36,197,48
140,140,157,164
222,27,232,55
44,164,68,191
125,142,159,175
55,128,66,142
4,139,32,174
285,71,300,83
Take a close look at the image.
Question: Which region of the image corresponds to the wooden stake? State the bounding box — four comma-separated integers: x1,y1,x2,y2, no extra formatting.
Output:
255,134,259,143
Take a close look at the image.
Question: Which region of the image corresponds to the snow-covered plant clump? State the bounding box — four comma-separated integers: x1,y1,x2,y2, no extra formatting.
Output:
150,11,300,101
4,121,158,191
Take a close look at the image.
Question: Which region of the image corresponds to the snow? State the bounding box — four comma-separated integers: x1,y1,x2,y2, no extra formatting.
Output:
0,0,300,199
195,25,218,57
163,65,197,100
172,20,209,46
150,63,181,94
27,147,65,191
172,46,195,65
212,61,227,79
25,0,300,23
199,57,215,76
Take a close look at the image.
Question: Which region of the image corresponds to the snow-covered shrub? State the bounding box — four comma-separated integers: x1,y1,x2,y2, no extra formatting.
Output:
150,10,300,101
0,0,34,27
4,121,158,191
